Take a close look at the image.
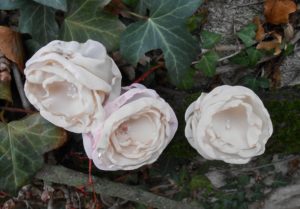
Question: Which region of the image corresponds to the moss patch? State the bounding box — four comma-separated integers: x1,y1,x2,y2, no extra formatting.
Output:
265,99,300,154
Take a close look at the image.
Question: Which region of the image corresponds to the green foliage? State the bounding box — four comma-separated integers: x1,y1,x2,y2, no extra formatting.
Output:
189,175,213,191
32,0,67,11
177,68,196,90
0,0,25,10
200,30,222,49
230,47,263,68
61,0,125,51
195,51,219,77
122,0,139,7
187,13,205,32
120,0,203,85
283,43,295,56
19,1,59,45
236,23,257,47
243,76,270,91
0,114,66,195
0,82,12,102
265,99,300,154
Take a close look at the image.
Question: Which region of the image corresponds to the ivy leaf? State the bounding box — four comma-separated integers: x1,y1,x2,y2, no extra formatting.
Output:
61,0,125,51
121,0,202,85
200,30,222,49
0,0,25,10
230,51,249,67
246,47,263,67
243,76,270,90
0,114,67,195
19,1,59,45
230,47,263,68
134,0,150,15
0,82,12,102
177,68,195,90
195,51,219,77
32,0,67,11
237,23,257,47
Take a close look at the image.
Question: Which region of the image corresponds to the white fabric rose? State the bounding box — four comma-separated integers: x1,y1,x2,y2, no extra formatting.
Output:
24,40,122,133
185,85,273,164
83,84,178,170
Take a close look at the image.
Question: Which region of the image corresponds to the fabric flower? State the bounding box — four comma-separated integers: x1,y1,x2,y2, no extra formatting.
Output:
24,40,121,133
83,84,178,170
185,85,273,164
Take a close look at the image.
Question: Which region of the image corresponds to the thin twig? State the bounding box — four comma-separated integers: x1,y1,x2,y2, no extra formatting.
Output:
36,165,202,209
134,63,164,83
124,11,148,20
11,64,31,110
218,50,242,62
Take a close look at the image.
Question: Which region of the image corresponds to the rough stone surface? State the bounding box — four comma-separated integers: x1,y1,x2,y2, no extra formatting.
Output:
263,183,300,209
280,46,300,87
203,0,263,44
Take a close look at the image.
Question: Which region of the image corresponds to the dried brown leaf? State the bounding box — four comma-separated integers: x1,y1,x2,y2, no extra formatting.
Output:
0,26,24,71
253,16,265,42
264,0,297,25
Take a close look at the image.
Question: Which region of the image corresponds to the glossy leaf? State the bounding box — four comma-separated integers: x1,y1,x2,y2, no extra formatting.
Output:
32,0,67,11
195,51,219,77
0,0,25,10
19,1,59,45
121,0,202,85
0,114,67,195
61,0,125,51
200,30,222,49
237,23,257,47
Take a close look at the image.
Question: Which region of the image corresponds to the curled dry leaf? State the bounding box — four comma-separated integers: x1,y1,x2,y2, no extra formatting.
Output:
256,32,282,55
0,26,24,70
264,0,297,25
253,16,265,42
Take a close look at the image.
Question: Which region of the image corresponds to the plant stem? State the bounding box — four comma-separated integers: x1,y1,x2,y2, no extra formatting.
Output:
125,11,148,20
36,165,202,209
134,63,164,83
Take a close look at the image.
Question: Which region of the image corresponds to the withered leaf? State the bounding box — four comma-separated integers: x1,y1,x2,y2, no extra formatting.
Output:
264,0,297,25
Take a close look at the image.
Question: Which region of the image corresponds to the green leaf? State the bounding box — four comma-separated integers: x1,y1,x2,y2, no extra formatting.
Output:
187,13,205,32
32,0,67,11
243,76,270,91
123,0,139,7
19,1,59,45
25,39,42,57
0,82,12,102
0,0,25,10
178,68,195,90
230,47,263,68
200,30,222,49
229,51,249,67
237,23,257,47
61,0,125,51
283,43,294,56
195,51,219,77
134,0,150,15
246,47,263,67
121,0,203,85
0,114,67,195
